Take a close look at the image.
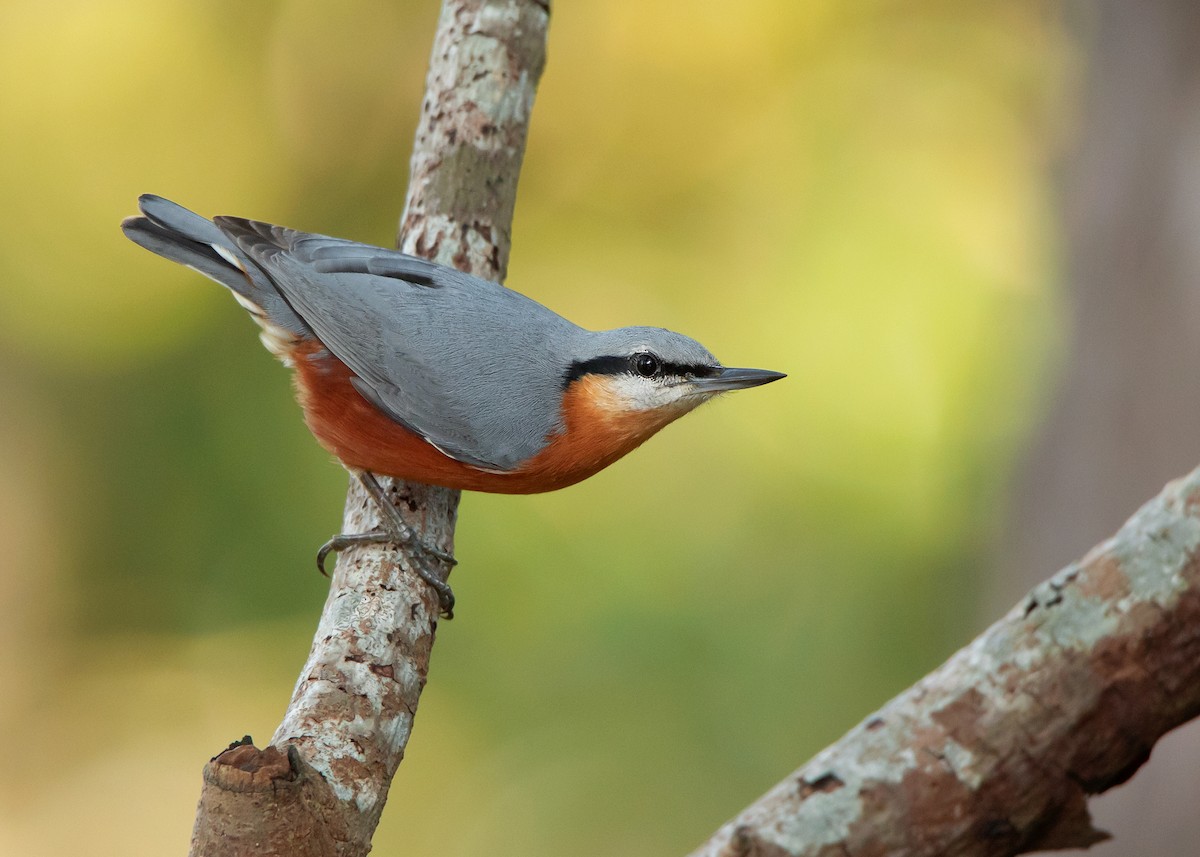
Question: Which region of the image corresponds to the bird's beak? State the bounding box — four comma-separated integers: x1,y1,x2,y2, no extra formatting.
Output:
692,367,786,393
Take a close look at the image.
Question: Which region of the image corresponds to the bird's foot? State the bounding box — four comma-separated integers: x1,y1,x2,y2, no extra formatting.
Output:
316,470,458,617
317,528,457,618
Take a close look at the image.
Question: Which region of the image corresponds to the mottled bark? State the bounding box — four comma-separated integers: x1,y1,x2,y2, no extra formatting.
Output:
692,467,1200,857
188,2,549,855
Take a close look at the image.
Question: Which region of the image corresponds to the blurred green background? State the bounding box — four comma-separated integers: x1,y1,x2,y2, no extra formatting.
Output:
0,1,1074,855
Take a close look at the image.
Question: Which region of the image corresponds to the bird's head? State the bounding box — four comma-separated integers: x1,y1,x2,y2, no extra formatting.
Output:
565,327,784,423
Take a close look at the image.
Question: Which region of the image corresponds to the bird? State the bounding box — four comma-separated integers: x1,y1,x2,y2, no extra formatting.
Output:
122,195,785,614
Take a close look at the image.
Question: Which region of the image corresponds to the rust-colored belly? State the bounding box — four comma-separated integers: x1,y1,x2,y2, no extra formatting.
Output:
292,343,683,494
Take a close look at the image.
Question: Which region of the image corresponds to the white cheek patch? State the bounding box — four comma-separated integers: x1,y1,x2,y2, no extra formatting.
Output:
603,374,660,410
603,374,703,414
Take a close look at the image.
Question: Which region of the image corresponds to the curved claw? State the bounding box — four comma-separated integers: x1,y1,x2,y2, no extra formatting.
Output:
317,529,390,577
433,580,455,619
317,539,335,578
314,528,457,618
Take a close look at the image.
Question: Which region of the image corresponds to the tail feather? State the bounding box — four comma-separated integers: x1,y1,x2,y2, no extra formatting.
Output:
122,195,312,342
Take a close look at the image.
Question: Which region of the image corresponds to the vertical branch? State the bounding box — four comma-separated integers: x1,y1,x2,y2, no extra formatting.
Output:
188,2,549,855
400,0,548,278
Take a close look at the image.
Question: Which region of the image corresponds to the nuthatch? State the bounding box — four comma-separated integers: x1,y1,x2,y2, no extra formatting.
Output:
122,195,784,613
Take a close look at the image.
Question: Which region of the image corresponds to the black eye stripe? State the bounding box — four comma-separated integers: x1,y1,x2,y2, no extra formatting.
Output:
563,356,628,386
675,362,720,378
563,355,719,388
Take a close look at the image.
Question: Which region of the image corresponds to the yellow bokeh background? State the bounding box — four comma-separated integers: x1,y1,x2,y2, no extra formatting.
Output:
0,2,1073,855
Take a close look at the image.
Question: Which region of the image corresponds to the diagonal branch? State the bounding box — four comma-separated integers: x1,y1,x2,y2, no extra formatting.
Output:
188,2,549,855
690,465,1200,857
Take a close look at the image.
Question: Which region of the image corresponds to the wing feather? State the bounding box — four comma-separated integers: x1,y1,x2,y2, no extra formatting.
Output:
213,217,579,471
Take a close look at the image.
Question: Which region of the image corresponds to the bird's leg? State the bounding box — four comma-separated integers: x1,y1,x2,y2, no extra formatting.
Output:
317,470,457,616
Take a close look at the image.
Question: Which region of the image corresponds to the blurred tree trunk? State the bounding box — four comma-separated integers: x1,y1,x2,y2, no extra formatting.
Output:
993,1,1200,852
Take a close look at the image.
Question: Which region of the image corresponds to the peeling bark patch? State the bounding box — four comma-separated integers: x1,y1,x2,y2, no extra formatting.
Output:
209,743,297,786
411,227,443,261
930,687,985,746
1076,555,1131,602
798,773,844,799
887,764,975,844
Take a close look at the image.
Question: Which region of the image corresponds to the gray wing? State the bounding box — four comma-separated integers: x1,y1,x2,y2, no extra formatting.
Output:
213,216,580,471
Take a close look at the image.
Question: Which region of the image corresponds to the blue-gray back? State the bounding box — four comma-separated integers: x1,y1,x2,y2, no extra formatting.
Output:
216,217,588,470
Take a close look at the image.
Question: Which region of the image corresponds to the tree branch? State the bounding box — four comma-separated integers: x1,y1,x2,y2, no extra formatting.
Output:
187,2,549,855
690,466,1200,857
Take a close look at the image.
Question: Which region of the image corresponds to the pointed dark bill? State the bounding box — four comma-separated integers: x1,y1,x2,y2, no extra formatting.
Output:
693,367,786,392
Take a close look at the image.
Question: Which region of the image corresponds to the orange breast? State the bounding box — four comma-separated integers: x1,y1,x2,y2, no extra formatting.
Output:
292,343,686,494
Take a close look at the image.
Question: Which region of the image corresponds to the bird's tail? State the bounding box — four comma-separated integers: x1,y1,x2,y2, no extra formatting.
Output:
121,195,313,353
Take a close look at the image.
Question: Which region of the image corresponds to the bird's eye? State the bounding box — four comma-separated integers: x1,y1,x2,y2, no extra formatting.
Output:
633,352,661,377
